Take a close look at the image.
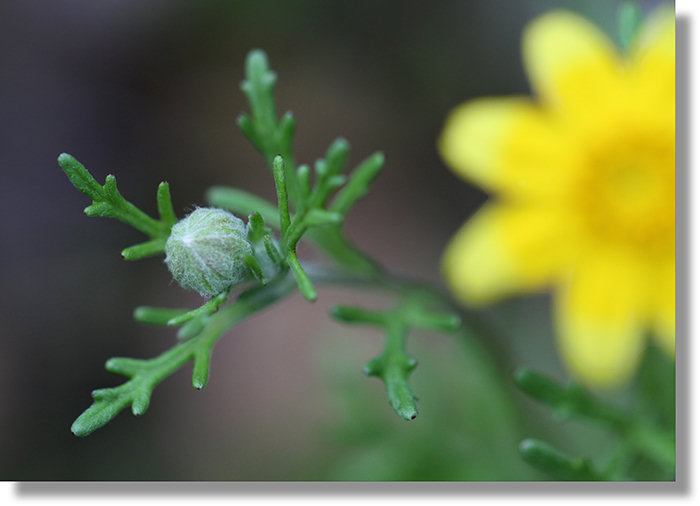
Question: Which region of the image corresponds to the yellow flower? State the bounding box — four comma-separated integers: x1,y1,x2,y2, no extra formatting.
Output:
439,9,675,388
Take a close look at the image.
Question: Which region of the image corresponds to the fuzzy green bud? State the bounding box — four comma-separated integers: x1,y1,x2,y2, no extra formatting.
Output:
165,208,253,297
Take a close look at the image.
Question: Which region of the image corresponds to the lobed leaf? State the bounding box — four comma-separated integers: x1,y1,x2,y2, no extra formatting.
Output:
60,154,172,240
58,153,104,201
513,368,625,428
519,439,603,481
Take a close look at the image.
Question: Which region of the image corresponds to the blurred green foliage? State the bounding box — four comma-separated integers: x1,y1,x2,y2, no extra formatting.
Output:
317,324,537,480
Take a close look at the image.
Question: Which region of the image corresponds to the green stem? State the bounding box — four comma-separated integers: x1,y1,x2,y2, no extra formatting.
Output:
627,422,676,473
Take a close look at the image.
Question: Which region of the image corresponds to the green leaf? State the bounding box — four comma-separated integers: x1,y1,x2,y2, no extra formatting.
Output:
366,349,419,421
405,308,461,332
72,394,132,437
241,49,278,134
167,289,231,326
324,138,350,176
192,347,212,390
121,237,167,260
331,302,423,421
331,305,388,326
246,211,267,243
83,201,114,218
72,276,296,436
238,49,299,203
279,111,296,145
518,439,603,480
263,235,283,265
177,315,209,340
314,159,328,180
133,306,189,326
236,113,261,151
330,152,384,216
637,344,675,430
60,154,172,240
58,153,105,201
304,209,343,227
241,253,267,285
235,52,387,278
273,155,291,238
67,49,465,438
513,368,625,428
131,389,152,416
297,164,311,204
325,175,347,192
157,181,177,226
103,174,120,201
206,186,281,229
618,1,643,50
287,253,317,302
514,366,676,479
106,357,147,377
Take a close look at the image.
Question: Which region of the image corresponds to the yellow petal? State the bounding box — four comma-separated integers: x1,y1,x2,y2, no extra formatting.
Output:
438,98,577,197
523,10,623,118
442,203,570,304
555,248,648,388
650,257,675,356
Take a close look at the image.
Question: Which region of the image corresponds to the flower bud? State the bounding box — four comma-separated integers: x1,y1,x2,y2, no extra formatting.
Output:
165,208,253,297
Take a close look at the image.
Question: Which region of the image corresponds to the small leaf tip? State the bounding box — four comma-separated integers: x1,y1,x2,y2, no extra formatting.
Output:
519,438,537,453
399,407,418,421
248,48,267,58
70,419,89,438
513,366,531,383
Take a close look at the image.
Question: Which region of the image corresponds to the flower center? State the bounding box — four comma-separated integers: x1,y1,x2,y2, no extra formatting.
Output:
576,130,674,254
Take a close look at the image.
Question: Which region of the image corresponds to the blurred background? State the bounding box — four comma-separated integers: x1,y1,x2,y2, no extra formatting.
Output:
0,0,670,480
